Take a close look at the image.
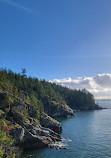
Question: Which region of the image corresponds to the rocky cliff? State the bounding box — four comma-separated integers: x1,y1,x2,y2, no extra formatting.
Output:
1,108,63,151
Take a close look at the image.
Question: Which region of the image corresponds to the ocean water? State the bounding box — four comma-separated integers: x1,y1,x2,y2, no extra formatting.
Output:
20,100,111,158
96,99,111,109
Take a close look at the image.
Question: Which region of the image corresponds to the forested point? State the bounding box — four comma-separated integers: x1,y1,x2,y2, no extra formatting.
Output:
0,68,101,157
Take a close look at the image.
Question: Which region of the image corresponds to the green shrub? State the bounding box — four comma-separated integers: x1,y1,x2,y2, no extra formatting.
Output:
0,120,15,158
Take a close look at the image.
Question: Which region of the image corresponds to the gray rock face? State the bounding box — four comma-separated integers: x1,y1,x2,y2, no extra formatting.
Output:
21,132,53,149
51,105,74,118
9,107,64,150
30,128,49,136
11,127,25,144
40,113,62,133
44,102,74,118
12,125,62,150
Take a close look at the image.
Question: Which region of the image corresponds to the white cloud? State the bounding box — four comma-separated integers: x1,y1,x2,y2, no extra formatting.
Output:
51,74,111,99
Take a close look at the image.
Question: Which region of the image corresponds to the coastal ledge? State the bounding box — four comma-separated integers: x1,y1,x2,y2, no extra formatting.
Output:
8,109,63,151
40,113,62,133
11,125,62,150
9,110,74,151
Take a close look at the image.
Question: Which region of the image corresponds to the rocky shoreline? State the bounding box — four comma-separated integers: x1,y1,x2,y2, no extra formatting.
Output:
0,108,73,152
0,69,103,157
1,105,104,152
0,105,104,157
8,115,63,151
1,102,103,153
11,125,62,150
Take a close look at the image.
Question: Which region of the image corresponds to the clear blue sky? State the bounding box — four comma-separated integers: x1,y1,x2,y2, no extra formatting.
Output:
1,0,111,80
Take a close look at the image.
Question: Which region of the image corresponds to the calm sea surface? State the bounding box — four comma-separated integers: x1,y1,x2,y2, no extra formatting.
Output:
20,100,111,158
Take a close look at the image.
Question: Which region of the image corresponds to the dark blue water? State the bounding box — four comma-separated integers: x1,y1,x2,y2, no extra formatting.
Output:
20,100,111,158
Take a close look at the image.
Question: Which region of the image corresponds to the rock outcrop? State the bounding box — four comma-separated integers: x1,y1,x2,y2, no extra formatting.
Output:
51,104,74,118
11,127,25,144
8,108,63,150
44,101,74,118
11,125,62,150
40,113,62,133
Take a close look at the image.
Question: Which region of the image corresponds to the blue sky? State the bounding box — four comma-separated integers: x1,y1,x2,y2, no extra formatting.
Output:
1,0,111,80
